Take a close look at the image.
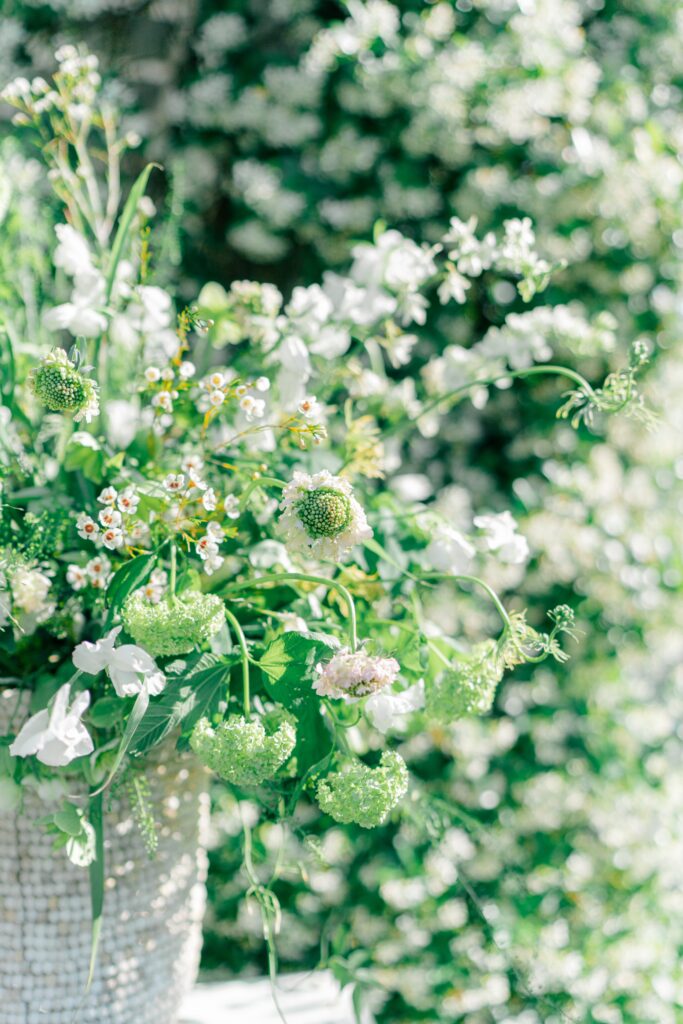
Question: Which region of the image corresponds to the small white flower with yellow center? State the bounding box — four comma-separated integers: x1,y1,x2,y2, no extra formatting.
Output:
86,555,112,589
239,395,265,420
278,470,372,561
117,487,139,514
98,506,122,529
202,488,217,512
223,494,240,520
97,486,117,506
163,473,185,494
101,527,124,550
209,390,225,408
76,513,99,542
144,366,161,383
297,395,320,420
66,565,88,591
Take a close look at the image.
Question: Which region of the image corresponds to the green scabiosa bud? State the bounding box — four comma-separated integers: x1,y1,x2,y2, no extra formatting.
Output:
122,590,226,657
426,640,504,723
278,469,372,561
190,713,296,786
316,751,409,829
297,487,352,539
28,349,99,423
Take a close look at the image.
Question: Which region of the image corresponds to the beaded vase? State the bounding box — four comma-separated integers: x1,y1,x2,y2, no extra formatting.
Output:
0,690,209,1024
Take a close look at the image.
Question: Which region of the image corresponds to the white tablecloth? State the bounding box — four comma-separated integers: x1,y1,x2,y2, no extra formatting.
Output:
180,971,357,1023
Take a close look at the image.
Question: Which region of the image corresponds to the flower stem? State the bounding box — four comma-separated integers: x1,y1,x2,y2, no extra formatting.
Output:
169,543,177,597
415,364,598,424
224,607,251,717
418,572,512,633
225,572,358,652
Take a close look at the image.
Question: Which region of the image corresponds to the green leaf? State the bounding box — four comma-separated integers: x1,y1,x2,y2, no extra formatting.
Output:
105,163,159,302
130,654,234,755
259,632,338,774
89,696,125,729
63,435,106,483
53,802,84,837
106,552,157,620
0,316,15,407
89,685,150,797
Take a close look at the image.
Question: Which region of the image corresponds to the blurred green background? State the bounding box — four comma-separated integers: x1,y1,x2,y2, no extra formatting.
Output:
2,3,682,1021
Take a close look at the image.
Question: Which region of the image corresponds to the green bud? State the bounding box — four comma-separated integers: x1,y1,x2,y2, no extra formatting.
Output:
297,486,352,539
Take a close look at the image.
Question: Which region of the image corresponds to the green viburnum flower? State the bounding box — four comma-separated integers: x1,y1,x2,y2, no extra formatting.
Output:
28,349,99,423
122,590,226,657
316,751,409,829
425,640,504,723
190,713,296,786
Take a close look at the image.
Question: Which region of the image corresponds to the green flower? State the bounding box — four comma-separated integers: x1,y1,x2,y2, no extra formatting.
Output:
425,640,504,723
297,486,353,539
28,349,99,423
122,590,226,657
316,751,409,829
190,713,296,786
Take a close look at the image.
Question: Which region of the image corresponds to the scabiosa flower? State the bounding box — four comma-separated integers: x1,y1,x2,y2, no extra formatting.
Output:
190,713,296,786
28,349,99,423
425,640,504,723
314,649,400,699
121,590,226,657
316,751,409,829
278,470,372,561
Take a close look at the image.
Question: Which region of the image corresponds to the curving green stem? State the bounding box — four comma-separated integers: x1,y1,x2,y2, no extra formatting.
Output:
238,476,287,509
417,572,512,634
225,572,358,652
224,607,251,717
416,364,599,424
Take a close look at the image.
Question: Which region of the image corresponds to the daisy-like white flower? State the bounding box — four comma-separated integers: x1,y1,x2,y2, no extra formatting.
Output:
314,649,400,699
72,625,165,698
66,565,88,591
206,371,226,390
254,376,270,392
209,390,225,408
152,392,174,413
202,488,217,512
179,361,196,379
239,395,265,420
97,486,117,505
117,487,139,514
278,470,372,561
181,453,204,475
297,395,320,420
140,568,167,604
144,366,161,383
101,527,124,550
223,494,240,519
85,555,112,589
76,513,99,542
163,473,185,493
98,506,122,528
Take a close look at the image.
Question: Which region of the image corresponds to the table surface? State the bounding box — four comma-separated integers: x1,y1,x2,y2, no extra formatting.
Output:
180,971,357,1024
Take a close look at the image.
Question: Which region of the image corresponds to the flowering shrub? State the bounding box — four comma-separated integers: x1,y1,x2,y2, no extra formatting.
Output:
0,44,644,986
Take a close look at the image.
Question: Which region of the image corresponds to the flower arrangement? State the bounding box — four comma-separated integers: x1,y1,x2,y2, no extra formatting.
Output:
0,45,653,999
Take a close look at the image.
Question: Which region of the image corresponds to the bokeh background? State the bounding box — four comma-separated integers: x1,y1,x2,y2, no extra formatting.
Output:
3,2,683,1022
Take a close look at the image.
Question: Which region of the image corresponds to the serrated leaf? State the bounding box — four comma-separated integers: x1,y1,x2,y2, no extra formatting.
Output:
130,654,234,755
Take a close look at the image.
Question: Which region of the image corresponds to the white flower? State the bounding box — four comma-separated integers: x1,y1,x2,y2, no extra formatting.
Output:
179,361,196,379
297,395,320,420
223,494,240,519
278,469,372,562
66,565,88,591
239,394,265,420
181,454,205,475
438,269,471,305
473,511,530,565
101,527,124,550
255,376,270,392
365,681,425,734
163,473,185,493
85,555,112,588
202,552,224,576
314,649,400,699
11,567,52,615
43,269,108,339
117,487,139,514
10,684,93,767
72,625,165,697
53,224,95,278
423,524,476,574
152,391,174,413
209,389,226,408
76,513,99,542
98,506,122,528
98,486,118,506
144,366,161,383
140,568,167,603
202,488,217,512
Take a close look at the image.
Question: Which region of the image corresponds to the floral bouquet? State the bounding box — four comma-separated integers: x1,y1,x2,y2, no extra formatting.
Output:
0,47,651,1014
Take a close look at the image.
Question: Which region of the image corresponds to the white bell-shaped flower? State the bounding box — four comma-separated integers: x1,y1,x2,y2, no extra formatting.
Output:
10,684,94,767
